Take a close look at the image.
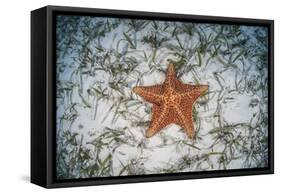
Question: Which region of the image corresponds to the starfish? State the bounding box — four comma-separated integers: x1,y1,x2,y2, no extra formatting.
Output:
133,64,208,139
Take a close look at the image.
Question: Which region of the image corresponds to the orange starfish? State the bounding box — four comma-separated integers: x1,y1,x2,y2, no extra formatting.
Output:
133,64,208,139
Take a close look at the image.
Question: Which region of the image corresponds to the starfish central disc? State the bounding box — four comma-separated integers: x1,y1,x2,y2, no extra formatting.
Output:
164,93,180,106
133,64,208,139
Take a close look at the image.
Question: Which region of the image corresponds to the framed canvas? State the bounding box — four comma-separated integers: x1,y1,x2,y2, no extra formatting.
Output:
31,5,274,188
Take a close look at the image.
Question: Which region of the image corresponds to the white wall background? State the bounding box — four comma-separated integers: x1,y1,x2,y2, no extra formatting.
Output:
0,0,278,193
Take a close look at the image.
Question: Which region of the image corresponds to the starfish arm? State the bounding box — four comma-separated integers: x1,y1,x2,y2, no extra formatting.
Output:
164,64,176,89
133,85,163,105
166,64,176,81
175,78,189,92
177,81,208,101
188,85,208,101
173,104,195,139
146,105,174,137
175,85,208,139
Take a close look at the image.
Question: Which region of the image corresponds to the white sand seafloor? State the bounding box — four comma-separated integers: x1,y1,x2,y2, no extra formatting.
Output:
56,16,269,179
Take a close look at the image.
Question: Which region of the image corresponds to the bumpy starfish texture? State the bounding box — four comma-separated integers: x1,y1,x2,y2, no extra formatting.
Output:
133,64,208,139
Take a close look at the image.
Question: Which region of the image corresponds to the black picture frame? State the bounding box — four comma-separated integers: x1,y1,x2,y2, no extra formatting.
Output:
31,5,274,188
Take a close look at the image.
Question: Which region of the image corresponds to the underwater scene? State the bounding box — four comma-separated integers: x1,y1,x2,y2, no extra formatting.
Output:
56,15,269,179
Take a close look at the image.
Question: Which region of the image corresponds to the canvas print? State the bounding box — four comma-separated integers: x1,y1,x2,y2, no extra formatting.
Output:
55,15,269,180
